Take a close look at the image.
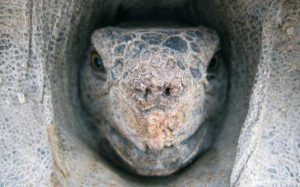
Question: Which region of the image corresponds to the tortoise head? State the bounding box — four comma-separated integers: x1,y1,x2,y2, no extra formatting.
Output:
80,27,228,175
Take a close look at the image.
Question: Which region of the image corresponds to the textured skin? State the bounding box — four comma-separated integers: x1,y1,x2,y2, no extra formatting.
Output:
0,0,299,186
80,27,228,175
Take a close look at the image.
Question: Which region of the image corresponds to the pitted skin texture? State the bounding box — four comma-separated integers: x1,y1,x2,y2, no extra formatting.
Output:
1,0,300,186
80,26,228,176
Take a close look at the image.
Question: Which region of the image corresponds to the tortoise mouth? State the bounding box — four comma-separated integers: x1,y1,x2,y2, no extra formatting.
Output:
102,119,212,176
141,111,179,151
124,104,204,151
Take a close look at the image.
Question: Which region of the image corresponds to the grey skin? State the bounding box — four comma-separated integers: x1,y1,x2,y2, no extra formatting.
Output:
1,0,300,186
80,26,228,176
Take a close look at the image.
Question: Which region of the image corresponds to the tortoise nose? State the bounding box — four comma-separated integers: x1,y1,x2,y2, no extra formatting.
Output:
164,87,171,96
133,85,172,101
144,88,152,100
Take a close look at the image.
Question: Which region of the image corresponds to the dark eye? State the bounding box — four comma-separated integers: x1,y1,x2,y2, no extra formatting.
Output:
90,51,106,73
208,55,219,72
207,54,221,80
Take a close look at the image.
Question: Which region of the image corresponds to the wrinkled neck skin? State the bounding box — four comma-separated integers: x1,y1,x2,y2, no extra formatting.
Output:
79,25,228,176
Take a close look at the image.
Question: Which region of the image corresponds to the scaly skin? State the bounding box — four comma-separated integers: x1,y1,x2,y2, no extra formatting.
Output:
1,0,300,185
80,26,228,176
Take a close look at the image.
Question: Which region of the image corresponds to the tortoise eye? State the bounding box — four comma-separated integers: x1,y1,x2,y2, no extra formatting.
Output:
207,53,221,80
90,51,106,73
207,55,219,72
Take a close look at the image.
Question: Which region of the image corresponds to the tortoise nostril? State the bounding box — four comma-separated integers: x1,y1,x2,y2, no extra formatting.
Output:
165,87,171,96
144,88,151,100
